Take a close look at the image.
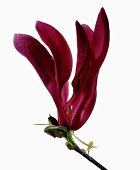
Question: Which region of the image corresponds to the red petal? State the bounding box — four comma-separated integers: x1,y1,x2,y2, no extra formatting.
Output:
70,76,97,130
36,21,72,102
14,34,70,126
14,34,55,88
66,21,95,129
69,8,110,130
82,24,93,45
92,7,110,59
71,21,91,95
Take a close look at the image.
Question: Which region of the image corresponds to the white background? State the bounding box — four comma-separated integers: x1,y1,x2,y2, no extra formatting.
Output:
0,0,140,169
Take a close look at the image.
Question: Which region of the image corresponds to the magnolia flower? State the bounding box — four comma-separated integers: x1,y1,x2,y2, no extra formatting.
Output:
14,7,109,131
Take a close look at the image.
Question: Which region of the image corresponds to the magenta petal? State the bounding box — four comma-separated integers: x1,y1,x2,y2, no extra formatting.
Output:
71,21,91,95
82,24,94,45
67,21,95,130
70,76,98,130
14,34,55,84
14,34,61,112
36,21,72,102
92,7,110,59
14,34,70,126
70,73,98,130
69,8,110,130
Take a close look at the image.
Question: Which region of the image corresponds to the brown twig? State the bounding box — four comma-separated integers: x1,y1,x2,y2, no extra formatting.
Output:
74,146,107,170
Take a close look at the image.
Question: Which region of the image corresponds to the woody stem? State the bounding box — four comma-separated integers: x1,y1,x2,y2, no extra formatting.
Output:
74,145,107,170
66,131,107,170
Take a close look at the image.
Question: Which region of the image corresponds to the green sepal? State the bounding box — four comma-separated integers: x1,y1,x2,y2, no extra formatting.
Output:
44,125,77,149
44,126,68,138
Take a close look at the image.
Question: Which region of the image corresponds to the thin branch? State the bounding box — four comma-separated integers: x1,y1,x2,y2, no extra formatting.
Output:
74,146,107,170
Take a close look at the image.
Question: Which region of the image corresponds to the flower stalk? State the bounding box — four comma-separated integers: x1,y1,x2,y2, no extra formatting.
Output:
44,125,107,170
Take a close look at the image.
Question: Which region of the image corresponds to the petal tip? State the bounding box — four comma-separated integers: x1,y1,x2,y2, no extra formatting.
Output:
36,20,42,25
13,33,20,39
100,7,108,19
75,20,83,31
75,20,81,26
35,20,45,30
35,20,41,28
13,34,23,45
100,7,105,12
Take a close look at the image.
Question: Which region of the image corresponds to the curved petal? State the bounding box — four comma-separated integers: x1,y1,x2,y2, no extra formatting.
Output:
14,34,71,125
71,21,91,96
36,21,72,102
82,24,93,45
65,21,95,129
70,76,97,130
14,34,56,90
79,78,97,128
13,34,68,125
92,7,110,59
69,8,110,130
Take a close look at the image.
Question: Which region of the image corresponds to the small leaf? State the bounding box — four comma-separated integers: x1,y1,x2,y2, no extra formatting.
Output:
87,141,93,154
